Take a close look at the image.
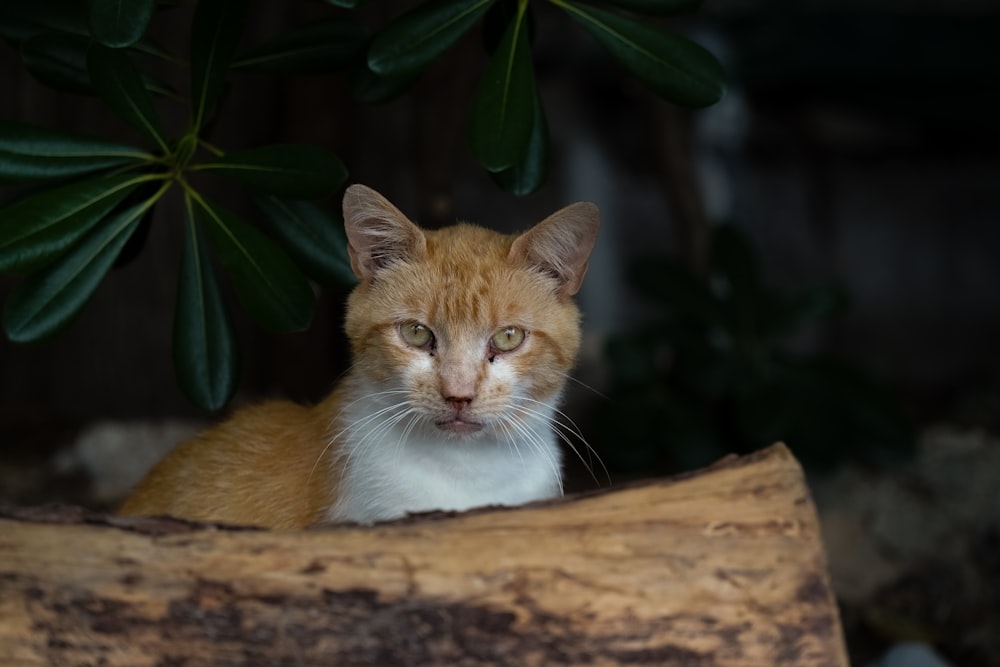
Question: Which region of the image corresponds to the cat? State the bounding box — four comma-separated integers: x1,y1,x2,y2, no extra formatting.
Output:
119,184,600,528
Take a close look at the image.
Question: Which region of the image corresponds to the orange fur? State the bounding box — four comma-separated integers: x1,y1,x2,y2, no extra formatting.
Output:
120,185,599,528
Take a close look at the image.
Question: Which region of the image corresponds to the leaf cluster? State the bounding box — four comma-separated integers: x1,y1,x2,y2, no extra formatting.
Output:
0,0,725,411
0,0,354,411
366,0,725,194
602,226,913,471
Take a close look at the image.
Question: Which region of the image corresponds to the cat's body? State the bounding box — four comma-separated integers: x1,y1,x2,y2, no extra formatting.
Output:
120,185,599,528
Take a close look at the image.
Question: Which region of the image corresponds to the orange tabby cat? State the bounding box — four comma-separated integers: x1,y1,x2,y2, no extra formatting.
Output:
119,184,599,528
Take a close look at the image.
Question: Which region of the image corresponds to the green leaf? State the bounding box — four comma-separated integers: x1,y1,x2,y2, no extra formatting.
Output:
195,144,348,198
323,0,364,7
558,1,724,107
602,0,702,15
0,173,146,272
110,181,163,269
349,53,420,104
233,19,366,74
88,0,156,48
468,8,535,172
20,30,93,95
251,195,357,289
190,0,248,132
87,44,169,152
0,121,149,183
174,197,239,412
368,0,495,76
491,88,549,195
193,194,315,333
3,194,155,342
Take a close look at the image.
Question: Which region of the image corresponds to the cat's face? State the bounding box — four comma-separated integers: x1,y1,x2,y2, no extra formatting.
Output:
342,186,599,441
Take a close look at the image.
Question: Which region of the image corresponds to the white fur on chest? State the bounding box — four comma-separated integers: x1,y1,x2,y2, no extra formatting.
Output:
328,406,563,524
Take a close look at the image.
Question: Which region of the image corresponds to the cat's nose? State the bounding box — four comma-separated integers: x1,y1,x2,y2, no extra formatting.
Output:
443,395,474,412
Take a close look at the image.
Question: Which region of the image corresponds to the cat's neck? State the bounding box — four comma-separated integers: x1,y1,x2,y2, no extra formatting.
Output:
326,377,564,524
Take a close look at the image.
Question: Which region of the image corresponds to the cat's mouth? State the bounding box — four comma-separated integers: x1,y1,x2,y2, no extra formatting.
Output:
435,418,483,435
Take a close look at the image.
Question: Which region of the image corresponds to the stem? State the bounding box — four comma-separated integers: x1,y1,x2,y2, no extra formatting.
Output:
198,139,225,157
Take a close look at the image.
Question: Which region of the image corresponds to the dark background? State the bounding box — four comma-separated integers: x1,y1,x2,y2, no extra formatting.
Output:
2,2,998,431
1,2,999,664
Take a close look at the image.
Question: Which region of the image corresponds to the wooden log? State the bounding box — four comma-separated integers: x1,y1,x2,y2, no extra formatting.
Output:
0,444,848,666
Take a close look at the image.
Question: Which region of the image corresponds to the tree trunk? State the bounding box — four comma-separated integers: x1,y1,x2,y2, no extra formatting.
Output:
0,443,847,666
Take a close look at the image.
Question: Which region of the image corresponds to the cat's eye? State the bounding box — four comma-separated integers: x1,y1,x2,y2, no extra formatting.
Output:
490,326,526,353
399,321,434,348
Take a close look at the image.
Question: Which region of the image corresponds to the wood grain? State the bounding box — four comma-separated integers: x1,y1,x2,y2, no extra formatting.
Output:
0,444,848,666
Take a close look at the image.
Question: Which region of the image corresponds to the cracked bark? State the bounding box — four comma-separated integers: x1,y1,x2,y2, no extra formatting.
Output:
0,444,848,666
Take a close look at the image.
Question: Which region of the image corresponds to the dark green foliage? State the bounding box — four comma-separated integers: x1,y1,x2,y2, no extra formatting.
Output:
0,0,724,411
232,19,366,74
192,194,316,335
87,44,168,151
603,226,913,471
88,0,156,49
467,3,536,172
368,0,497,76
559,1,724,108
251,196,357,289
3,188,167,342
0,173,147,273
0,122,147,183
189,0,248,133
174,203,240,412
490,89,550,195
21,31,93,94
196,145,347,198
364,0,725,192
0,0,352,411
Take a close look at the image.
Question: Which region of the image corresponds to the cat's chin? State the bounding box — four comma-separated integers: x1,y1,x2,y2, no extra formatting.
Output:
434,419,484,436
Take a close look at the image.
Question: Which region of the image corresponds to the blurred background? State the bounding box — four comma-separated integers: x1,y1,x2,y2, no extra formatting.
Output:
1,2,999,665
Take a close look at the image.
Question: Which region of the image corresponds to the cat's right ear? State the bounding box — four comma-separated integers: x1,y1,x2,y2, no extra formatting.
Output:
342,184,427,281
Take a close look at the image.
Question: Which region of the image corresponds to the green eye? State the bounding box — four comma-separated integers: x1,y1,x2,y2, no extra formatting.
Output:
399,321,433,348
491,326,525,352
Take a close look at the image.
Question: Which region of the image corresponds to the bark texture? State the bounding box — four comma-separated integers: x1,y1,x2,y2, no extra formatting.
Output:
0,443,847,666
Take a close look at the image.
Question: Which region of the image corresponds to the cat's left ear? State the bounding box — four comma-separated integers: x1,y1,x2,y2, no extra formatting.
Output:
509,202,600,297
342,184,427,281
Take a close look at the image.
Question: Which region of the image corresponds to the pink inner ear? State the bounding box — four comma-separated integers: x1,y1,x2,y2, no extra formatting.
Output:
509,202,600,297
342,184,426,281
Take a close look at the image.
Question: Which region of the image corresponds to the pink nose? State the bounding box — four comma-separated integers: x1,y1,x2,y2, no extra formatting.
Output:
443,395,473,412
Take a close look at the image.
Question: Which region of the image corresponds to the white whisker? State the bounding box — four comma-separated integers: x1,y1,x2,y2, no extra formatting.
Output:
555,370,609,400
309,394,413,488
500,412,563,490
508,397,611,487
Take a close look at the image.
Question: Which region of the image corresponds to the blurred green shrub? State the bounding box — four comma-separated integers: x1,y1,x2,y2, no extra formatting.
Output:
601,225,913,471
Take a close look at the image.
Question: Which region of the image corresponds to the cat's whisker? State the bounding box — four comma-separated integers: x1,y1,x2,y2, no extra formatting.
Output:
494,418,523,464
332,397,412,444
320,399,414,487
325,388,412,447
500,413,563,490
348,404,413,456
509,399,611,487
393,411,423,469
556,370,609,400
328,389,412,426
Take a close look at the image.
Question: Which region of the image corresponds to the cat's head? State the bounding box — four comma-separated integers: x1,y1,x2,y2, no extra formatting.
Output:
341,184,599,440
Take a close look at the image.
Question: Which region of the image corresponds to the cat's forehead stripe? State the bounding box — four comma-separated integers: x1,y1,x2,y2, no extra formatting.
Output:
415,225,543,332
